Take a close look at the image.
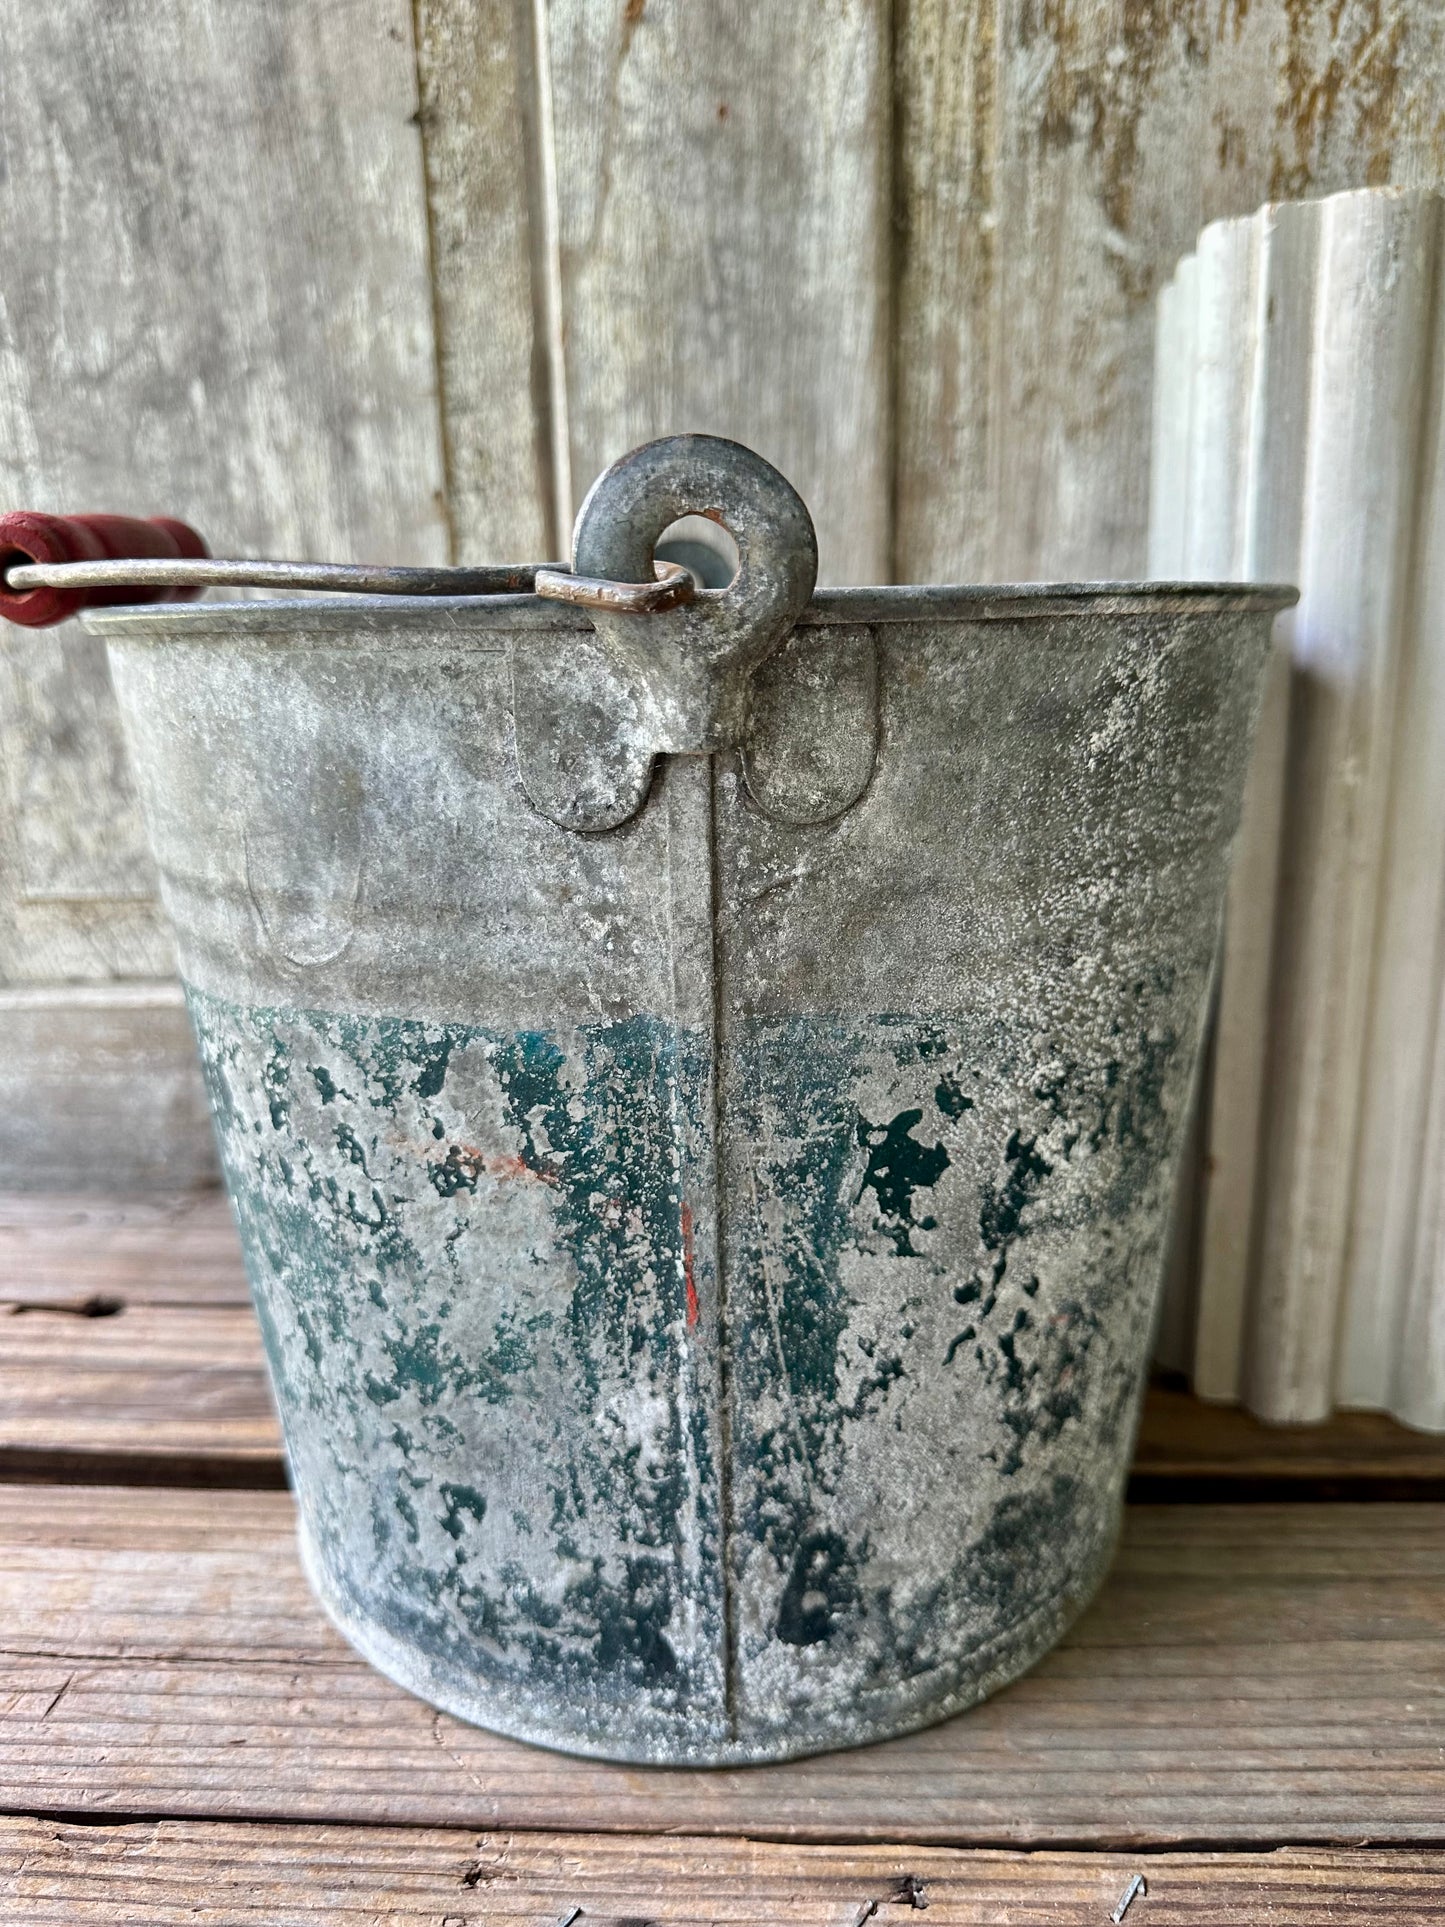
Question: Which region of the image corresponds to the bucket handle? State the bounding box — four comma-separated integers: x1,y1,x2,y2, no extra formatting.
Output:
565,433,818,754
0,512,695,628
3,439,853,836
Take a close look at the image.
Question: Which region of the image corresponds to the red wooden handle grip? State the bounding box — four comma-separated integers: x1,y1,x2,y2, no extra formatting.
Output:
0,512,209,627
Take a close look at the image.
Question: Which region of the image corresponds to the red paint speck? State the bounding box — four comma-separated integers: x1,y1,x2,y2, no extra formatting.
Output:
681,1200,699,1327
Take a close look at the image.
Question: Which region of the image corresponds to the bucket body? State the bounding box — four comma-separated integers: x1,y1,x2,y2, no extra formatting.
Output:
90,439,1288,1764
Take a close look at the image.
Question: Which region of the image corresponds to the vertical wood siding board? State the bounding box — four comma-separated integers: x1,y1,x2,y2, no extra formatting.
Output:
1343,192,1445,1420
14,0,448,535
989,0,1221,583
1267,1,1445,206
0,0,446,1180
547,1,892,584
1194,201,1321,1403
411,0,462,568
524,0,570,560
1348,199,1445,1433
524,0,571,557
0,0,447,980
1209,195,1333,1410
1241,207,1322,586
1182,220,1258,579
1150,226,1260,1378
1249,189,1436,1421
1145,272,1175,574
892,0,1000,584
413,0,554,560
1175,252,1202,578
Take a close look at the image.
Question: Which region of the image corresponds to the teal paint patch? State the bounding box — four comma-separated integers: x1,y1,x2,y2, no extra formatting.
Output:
189,980,1182,1758
721,1007,1177,1720
189,984,726,1743
856,1106,952,1255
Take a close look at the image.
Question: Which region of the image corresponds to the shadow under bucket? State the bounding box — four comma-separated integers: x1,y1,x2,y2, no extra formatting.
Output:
85,435,1293,1764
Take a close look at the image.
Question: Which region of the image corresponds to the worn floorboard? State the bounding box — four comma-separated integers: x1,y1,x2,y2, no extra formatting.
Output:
0,1193,247,1309
0,1303,280,1486
1133,1387,1445,1499
2,1820,1444,1925
1,1485,1441,1844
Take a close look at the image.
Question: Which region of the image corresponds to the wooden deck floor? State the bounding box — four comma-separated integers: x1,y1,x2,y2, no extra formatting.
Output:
3,1191,1444,1922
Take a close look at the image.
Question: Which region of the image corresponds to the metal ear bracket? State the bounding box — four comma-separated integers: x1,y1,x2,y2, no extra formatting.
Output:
511,434,876,835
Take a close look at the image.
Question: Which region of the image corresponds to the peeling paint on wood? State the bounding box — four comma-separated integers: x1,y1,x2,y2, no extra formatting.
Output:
899,0,1445,584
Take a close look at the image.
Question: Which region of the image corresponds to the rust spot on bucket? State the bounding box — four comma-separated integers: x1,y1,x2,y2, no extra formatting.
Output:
493,1151,552,1183
428,1138,559,1196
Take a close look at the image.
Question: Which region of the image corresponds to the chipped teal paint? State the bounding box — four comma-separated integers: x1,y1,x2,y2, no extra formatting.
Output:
719,1008,1172,1735
190,987,731,1752
191,979,1177,1761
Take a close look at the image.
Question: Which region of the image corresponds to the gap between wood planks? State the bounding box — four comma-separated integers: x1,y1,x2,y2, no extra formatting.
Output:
3,1821,1445,1924
7,1808,1445,1857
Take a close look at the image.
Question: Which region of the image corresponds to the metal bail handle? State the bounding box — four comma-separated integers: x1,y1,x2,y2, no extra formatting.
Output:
567,434,819,753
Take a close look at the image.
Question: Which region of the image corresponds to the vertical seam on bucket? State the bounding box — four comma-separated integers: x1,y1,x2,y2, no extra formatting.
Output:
707,752,739,1739
665,753,735,1736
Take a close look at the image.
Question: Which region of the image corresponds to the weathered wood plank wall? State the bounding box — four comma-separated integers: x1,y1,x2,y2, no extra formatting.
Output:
415,0,554,560
405,0,1445,586
0,0,446,958
2,0,1442,1429
413,0,898,581
0,0,445,1185
900,0,1445,583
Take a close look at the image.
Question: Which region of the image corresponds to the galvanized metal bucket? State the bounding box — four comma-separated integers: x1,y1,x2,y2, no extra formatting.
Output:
79,435,1291,1764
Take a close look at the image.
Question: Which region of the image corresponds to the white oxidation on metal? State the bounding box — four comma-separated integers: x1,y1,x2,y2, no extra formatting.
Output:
88,437,1290,1763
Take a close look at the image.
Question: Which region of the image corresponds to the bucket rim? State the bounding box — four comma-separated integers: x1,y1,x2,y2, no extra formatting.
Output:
81,578,1298,638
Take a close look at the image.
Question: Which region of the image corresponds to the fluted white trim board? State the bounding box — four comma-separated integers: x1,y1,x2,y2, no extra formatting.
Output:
1150,187,1445,1431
